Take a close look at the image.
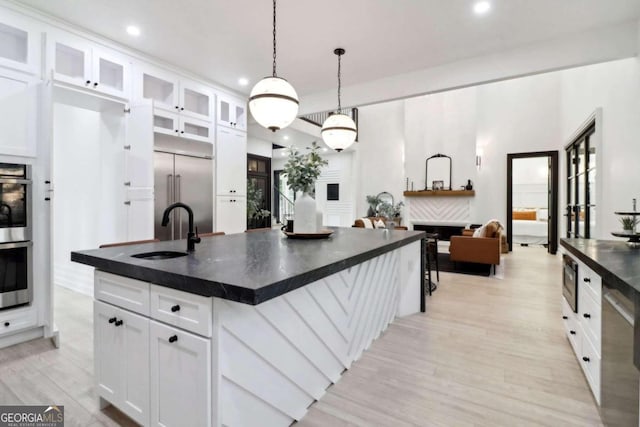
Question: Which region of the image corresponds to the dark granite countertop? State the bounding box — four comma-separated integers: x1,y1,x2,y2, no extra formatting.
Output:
72,227,425,305
560,238,640,297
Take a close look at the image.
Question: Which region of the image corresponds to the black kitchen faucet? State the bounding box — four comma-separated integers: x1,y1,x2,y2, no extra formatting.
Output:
161,202,201,252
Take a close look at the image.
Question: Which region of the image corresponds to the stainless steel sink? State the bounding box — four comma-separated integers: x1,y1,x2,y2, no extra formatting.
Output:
131,251,188,260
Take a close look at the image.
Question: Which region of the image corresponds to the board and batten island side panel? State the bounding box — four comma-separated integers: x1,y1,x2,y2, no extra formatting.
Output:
212,241,421,426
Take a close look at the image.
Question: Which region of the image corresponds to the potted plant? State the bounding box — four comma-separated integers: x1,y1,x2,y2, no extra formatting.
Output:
247,179,271,229
377,201,405,226
365,195,381,216
619,216,639,234
283,142,328,233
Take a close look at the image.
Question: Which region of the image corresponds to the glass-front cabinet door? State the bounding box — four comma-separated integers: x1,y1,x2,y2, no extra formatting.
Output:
566,125,596,238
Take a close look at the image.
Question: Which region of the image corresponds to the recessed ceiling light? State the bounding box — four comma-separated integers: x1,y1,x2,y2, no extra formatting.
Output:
126,25,141,36
473,1,491,15
322,148,328,152
238,77,249,86
283,135,289,140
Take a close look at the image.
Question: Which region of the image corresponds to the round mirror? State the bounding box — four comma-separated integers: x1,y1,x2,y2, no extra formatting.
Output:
376,191,394,215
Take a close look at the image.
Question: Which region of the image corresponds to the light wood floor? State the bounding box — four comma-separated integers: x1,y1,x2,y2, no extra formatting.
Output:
0,247,602,426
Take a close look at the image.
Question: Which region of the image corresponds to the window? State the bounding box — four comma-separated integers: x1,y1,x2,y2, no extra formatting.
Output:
566,124,596,238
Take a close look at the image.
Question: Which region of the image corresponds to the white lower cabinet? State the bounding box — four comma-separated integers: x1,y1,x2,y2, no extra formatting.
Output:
93,271,212,427
562,254,602,405
94,300,150,426
216,196,246,234
150,320,211,427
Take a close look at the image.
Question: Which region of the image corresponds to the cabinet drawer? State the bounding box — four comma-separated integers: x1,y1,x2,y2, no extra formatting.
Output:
149,285,212,337
95,271,150,316
0,308,37,336
578,286,601,356
562,298,580,356
579,263,602,302
580,332,601,404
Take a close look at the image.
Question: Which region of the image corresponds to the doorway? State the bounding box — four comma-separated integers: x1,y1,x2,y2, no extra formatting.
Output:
506,151,559,254
247,154,271,229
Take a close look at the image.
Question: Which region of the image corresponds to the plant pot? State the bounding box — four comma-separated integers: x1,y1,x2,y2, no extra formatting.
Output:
294,192,318,233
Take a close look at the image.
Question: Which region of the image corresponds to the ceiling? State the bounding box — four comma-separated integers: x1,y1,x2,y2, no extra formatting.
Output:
17,0,640,102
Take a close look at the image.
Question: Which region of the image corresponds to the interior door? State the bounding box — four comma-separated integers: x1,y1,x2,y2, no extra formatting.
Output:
174,154,213,239
153,151,174,241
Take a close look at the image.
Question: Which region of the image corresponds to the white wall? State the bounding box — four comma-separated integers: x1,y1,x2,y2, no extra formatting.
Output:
247,137,272,158
560,57,640,239
350,57,640,243
354,100,406,217
53,103,127,296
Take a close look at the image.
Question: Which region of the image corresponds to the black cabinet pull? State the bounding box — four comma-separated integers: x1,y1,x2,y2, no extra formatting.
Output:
93,82,99,87
570,330,576,335
582,356,590,362
85,80,91,85
180,131,184,134
168,335,178,343
4,322,9,327
114,320,123,327
583,277,591,283
562,316,568,320
175,129,179,133
583,313,591,319
175,106,179,110
180,107,184,111
171,304,180,312
108,317,117,324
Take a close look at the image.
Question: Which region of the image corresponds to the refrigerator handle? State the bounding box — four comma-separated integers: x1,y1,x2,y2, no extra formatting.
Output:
176,174,182,240
168,174,174,240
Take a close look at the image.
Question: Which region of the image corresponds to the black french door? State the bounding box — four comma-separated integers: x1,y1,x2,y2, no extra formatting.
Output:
566,124,596,239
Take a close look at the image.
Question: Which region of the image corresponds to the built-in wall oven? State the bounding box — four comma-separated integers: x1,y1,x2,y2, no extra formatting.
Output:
563,254,578,312
0,163,32,310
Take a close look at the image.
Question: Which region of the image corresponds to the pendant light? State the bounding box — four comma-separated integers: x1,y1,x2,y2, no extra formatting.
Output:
249,0,299,132
322,48,357,152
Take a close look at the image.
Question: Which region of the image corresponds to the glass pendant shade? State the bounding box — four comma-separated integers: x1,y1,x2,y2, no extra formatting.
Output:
249,76,299,132
321,113,357,152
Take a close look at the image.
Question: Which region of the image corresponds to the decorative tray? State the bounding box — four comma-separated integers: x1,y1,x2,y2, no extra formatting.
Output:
283,229,334,239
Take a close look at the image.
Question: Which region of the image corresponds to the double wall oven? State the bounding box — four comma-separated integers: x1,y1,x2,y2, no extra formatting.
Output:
0,163,32,310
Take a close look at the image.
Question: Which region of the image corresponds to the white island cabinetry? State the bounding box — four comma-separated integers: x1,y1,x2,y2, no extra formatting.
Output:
85,231,422,427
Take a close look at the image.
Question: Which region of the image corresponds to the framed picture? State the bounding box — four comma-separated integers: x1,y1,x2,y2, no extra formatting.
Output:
432,180,444,190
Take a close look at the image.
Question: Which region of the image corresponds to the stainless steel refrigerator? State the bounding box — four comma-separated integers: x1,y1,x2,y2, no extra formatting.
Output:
154,142,213,241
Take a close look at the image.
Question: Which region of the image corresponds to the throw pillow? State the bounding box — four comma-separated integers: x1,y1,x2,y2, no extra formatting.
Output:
374,219,386,229
472,225,486,237
359,218,374,229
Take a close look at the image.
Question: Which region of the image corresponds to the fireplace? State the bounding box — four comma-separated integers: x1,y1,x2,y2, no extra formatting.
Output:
413,223,481,241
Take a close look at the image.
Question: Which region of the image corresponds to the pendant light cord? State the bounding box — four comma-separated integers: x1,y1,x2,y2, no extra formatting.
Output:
337,52,342,114
272,0,277,77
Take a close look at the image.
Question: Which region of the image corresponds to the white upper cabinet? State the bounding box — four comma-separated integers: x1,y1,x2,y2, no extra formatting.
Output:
47,31,131,99
216,127,247,196
217,93,247,131
0,10,41,75
0,69,38,157
137,66,213,122
152,109,213,144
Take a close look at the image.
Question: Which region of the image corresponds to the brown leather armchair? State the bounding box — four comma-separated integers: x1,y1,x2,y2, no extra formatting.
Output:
449,221,503,271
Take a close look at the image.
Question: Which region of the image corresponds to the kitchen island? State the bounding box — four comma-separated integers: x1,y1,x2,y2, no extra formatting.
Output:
72,227,424,427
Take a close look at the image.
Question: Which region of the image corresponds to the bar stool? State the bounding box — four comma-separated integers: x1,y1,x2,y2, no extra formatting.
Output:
424,233,439,296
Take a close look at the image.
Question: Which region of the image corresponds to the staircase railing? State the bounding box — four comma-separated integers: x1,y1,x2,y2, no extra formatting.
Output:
274,186,295,224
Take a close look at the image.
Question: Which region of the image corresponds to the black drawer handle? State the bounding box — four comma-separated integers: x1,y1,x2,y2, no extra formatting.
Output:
93,82,99,87
4,322,9,327
582,356,590,362
108,317,117,324
114,319,123,327
570,330,576,335
562,316,568,320
583,313,591,319
171,304,180,312
583,277,591,283
168,335,178,343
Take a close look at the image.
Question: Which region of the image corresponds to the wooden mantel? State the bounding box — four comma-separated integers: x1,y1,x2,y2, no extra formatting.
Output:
403,190,475,197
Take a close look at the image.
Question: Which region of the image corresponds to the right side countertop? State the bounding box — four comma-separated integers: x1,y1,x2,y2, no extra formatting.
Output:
561,238,640,295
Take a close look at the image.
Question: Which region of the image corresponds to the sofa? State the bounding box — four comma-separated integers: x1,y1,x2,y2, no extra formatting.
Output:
353,217,408,230
449,220,504,271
